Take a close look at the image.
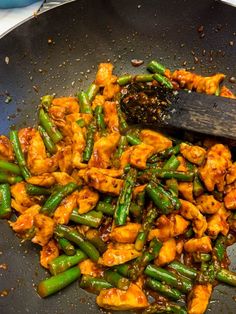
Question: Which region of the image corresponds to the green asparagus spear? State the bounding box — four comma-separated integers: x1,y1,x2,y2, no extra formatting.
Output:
117,104,128,132
153,73,173,89
0,183,11,218
0,160,21,175
168,261,197,280
26,183,51,196
77,91,92,114
135,207,158,251
114,168,137,226
40,182,78,216
0,172,23,184
94,105,106,132
126,133,141,145
117,75,132,86
41,95,54,110
70,209,103,228
57,237,76,256
134,74,154,82
95,201,114,216
55,225,100,262
37,266,81,297
80,275,112,294
87,83,99,102
104,270,130,290
38,109,63,144
146,277,182,301
214,235,226,262
147,60,166,76
49,249,86,275
144,265,192,293
163,155,180,171
85,229,107,254
9,130,31,179
83,120,96,162
38,125,57,155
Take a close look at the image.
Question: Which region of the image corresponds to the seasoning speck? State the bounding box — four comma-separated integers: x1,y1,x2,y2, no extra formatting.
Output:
5,96,12,104
229,41,234,46
48,38,52,44
0,263,7,270
229,76,236,84
0,289,9,297
131,59,144,67
5,56,9,64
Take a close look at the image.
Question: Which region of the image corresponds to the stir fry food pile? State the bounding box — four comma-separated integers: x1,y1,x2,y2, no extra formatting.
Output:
1,61,236,314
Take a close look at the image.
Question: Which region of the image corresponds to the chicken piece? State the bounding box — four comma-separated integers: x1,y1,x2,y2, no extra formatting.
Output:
0,135,14,161
178,182,194,202
176,239,184,255
26,174,56,187
226,162,236,185
130,143,154,169
199,144,231,192
18,128,37,154
9,204,40,235
207,206,230,237
155,238,176,266
139,129,172,153
184,236,212,253
171,69,225,95
176,156,188,172
58,145,73,173
92,95,105,110
32,213,55,246
119,147,134,169
96,283,149,310
27,131,58,175
180,199,207,238
66,112,93,126
103,82,120,100
187,284,212,314
133,184,146,198
196,194,221,214
83,168,124,195
79,259,103,277
95,63,116,87
11,182,38,214
77,187,99,214
180,143,206,165
40,239,59,269
110,223,141,243
52,172,76,185
220,86,236,99
148,214,189,241
52,97,79,114
224,188,236,210
93,168,123,178
54,192,78,224
71,122,86,168
89,133,120,169
99,243,141,266
103,101,119,132
48,105,67,129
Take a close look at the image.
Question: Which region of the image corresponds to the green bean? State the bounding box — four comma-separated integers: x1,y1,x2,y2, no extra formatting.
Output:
0,172,23,184
49,250,86,275
40,182,78,216
80,275,112,294
104,270,130,290
38,125,57,155
0,184,11,218
9,130,31,179
95,201,114,216
77,91,92,114
85,229,107,254
146,277,182,301
0,160,21,175
144,265,192,293
37,266,81,297
57,237,76,256
70,209,103,228
26,183,51,196
55,225,100,262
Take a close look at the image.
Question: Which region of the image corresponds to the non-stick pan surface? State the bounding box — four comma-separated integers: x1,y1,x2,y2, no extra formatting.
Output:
0,0,236,313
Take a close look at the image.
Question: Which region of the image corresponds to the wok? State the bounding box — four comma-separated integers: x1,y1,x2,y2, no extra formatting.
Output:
0,0,236,313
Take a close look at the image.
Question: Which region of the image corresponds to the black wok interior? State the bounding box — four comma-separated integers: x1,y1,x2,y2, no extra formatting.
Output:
0,0,236,313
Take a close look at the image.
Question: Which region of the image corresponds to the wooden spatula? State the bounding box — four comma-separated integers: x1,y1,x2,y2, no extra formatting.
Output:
120,83,236,141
